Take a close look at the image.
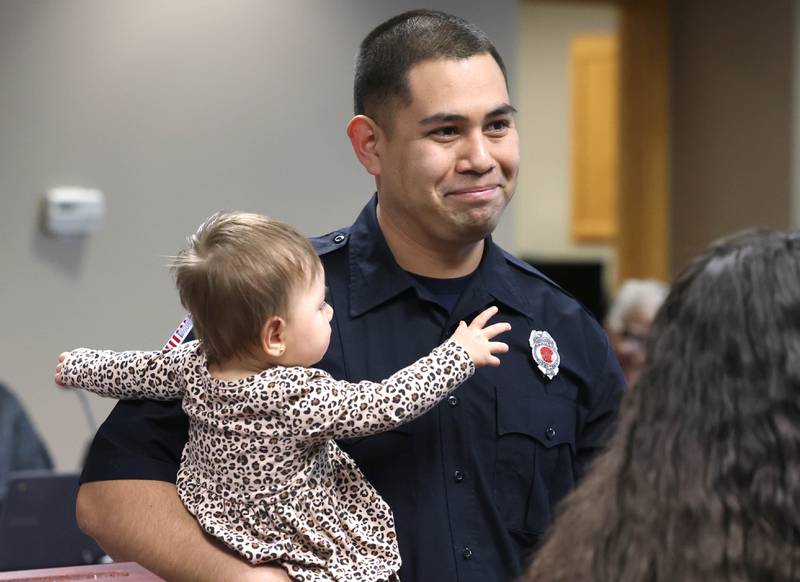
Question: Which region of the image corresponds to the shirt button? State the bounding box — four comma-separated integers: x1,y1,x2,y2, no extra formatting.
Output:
545,426,557,440
333,233,346,244
447,395,459,407
462,546,473,560
453,470,464,483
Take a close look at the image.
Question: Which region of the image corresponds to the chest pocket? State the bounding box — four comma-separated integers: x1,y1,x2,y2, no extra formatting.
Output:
494,387,577,537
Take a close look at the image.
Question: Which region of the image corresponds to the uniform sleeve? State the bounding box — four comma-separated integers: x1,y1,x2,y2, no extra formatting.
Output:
574,339,625,479
80,399,188,484
62,343,191,401
278,339,475,443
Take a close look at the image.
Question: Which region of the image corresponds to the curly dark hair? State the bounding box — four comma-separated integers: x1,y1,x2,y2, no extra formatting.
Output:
526,229,800,582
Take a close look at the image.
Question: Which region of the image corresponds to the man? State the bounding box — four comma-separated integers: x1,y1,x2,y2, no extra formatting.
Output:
77,10,624,582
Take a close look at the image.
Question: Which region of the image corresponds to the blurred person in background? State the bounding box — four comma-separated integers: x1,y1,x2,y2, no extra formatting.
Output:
526,229,800,582
0,381,52,505
604,279,668,387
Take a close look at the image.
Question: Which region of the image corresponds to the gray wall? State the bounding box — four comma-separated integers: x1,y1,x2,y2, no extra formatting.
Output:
0,0,518,471
671,0,794,273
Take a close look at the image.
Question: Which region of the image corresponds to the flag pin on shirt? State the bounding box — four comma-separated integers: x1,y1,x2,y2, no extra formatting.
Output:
163,314,193,351
529,330,560,380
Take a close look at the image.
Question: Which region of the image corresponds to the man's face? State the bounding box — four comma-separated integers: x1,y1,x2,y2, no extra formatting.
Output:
374,53,519,249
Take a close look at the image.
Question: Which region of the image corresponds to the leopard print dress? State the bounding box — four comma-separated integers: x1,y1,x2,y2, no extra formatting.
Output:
62,339,474,582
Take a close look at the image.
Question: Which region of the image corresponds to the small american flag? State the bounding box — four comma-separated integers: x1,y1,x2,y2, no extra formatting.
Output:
163,314,193,350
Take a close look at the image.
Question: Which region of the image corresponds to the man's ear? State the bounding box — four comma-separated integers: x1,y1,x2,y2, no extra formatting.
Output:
347,115,383,177
261,316,287,358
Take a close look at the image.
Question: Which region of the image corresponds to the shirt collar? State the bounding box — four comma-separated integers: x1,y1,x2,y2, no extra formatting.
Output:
348,195,414,317
348,194,531,318
473,238,532,317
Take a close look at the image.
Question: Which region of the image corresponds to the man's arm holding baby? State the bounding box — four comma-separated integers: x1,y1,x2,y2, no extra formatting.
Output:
77,481,290,582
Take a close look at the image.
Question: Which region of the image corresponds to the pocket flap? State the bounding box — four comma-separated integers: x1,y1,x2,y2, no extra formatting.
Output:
496,391,576,451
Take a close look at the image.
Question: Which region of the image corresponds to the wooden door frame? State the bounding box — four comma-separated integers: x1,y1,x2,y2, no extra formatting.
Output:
616,0,670,283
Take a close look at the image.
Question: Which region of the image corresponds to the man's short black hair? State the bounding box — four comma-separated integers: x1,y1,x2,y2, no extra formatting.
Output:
354,9,507,125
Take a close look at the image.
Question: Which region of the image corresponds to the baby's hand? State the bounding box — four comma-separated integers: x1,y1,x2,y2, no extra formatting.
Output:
450,306,511,368
55,352,69,386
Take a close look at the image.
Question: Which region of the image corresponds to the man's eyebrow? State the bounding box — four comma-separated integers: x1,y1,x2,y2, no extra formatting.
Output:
418,104,518,126
418,112,467,126
487,104,518,117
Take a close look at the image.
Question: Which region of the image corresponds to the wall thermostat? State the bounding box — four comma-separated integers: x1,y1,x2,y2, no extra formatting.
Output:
44,187,106,236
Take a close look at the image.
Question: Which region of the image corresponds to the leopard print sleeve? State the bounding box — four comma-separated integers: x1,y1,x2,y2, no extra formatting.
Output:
60,341,194,401
279,339,475,443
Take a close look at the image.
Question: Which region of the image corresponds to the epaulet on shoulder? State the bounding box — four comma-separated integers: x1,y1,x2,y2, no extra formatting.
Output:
310,227,351,257
502,250,564,291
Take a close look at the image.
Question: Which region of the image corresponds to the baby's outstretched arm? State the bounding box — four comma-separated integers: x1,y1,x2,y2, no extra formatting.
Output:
279,306,510,442
55,343,191,401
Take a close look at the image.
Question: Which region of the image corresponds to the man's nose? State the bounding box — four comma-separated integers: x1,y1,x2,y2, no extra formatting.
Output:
456,131,495,175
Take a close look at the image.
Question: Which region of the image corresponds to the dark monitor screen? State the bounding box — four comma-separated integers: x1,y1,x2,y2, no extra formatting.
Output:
0,472,104,571
524,259,607,323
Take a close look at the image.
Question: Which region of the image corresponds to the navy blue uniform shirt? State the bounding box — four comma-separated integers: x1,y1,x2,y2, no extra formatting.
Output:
82,196,624,581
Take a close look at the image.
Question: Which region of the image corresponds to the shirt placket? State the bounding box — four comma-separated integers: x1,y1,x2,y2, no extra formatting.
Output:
438,284,495,581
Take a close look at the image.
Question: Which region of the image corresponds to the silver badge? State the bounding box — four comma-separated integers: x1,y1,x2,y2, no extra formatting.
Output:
529,330,560,380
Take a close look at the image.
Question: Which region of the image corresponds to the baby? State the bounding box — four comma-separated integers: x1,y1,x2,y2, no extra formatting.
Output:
55,211,510,582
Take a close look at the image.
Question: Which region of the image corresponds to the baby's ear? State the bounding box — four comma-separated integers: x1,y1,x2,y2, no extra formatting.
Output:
261,316,287,358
